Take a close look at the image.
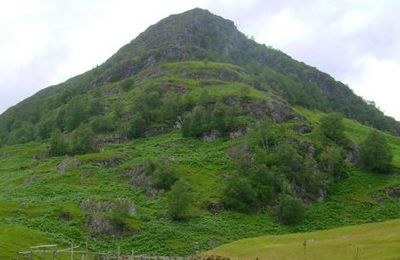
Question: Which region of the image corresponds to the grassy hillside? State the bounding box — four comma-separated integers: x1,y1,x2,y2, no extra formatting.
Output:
208,218,400,260
1,107,400,258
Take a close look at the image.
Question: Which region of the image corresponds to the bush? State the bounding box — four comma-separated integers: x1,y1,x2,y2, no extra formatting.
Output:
222,176,257,212
319,146,347,179
143,159,178,191
48,130,68,156
320,113,346,144
127,114,147,138
167,179,193,220
277,195,305,225
70,127,97,155
90,114,117,134
359,130,393,173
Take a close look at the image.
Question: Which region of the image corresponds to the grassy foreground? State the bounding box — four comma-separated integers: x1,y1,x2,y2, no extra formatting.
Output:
207,218,400,259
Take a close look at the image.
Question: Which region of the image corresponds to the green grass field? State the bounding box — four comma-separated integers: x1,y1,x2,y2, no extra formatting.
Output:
208,218,400,260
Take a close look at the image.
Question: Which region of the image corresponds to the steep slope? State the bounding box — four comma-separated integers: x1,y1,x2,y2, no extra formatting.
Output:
0,8,398,146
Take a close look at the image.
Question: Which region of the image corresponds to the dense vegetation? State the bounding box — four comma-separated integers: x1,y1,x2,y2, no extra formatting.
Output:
0,8,399,258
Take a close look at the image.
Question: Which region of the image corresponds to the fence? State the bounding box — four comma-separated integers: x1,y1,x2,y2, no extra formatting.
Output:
17,244,196,260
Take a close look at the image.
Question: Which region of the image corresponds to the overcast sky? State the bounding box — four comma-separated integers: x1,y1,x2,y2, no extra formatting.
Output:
1,0,399,119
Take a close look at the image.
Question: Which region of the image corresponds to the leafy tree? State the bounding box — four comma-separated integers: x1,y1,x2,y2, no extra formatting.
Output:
277,195,305,225
49,130,68,156
222,176,257,212
320,113,346,144
143,159,178,190
127,114,147,138
319,146,347,179
90,114,117,134
70,126,97,155
181,106,210,137
167,179,193,220
359,130,393,173
247,119,282,151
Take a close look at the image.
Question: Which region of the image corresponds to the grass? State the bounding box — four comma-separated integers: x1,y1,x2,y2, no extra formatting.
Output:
207,218,400,260
0,108,400,258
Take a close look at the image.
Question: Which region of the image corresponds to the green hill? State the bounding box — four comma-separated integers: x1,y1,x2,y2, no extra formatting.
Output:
207,218,400,260
0,8,400,259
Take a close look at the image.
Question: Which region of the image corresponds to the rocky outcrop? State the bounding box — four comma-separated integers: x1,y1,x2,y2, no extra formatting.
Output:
80,198,136,217
57,158,79,174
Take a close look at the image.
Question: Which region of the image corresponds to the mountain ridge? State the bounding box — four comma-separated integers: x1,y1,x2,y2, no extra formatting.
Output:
0,8,398,145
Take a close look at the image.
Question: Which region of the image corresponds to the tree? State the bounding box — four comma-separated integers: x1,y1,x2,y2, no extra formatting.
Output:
277,195,305,225
127,114,146,138
320,113,346,144
319,146,347,179
48,130,68,156
359,130,393,173
222,176,257,212
167,179,193,220
70,127,97,155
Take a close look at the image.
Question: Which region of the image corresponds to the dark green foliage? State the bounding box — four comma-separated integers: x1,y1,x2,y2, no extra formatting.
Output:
181,102,237,138
90,114,117,134
69,127,97,155
277,195,305,225
359,130,393,173
223,176,257,212
320,113,346,144
48,130,68,156
247,119,282,151
319,146,347,179
181,106,211,137
143,159,178,190
167,179,193,220
8,123,36,144
127,114,147,138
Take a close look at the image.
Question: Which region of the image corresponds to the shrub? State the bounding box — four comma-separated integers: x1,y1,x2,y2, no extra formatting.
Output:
320,113,346,144
277,195,305,225
167,179,193,220
48,130,68,156
359,130,393,173
127,114,147,138
90,114,117,134
70,127,97,155
142,159,178,191
222,176,257,212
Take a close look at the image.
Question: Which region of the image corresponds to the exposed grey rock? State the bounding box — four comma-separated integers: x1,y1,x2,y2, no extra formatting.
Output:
292,124,312,134
345,142,359,164
85,214,123,236
144,127,170,137
57,158,79,174
125,163,162,197
202,130,219,142
229,126,248,139
207,202,224,214
79,198,136,216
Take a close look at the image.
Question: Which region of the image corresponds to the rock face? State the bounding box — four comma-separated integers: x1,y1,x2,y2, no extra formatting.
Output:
125,164,161,197
80,198,136,217
85,214,124,236
57,158,79,174
224,97,296,123
202,130,219,142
